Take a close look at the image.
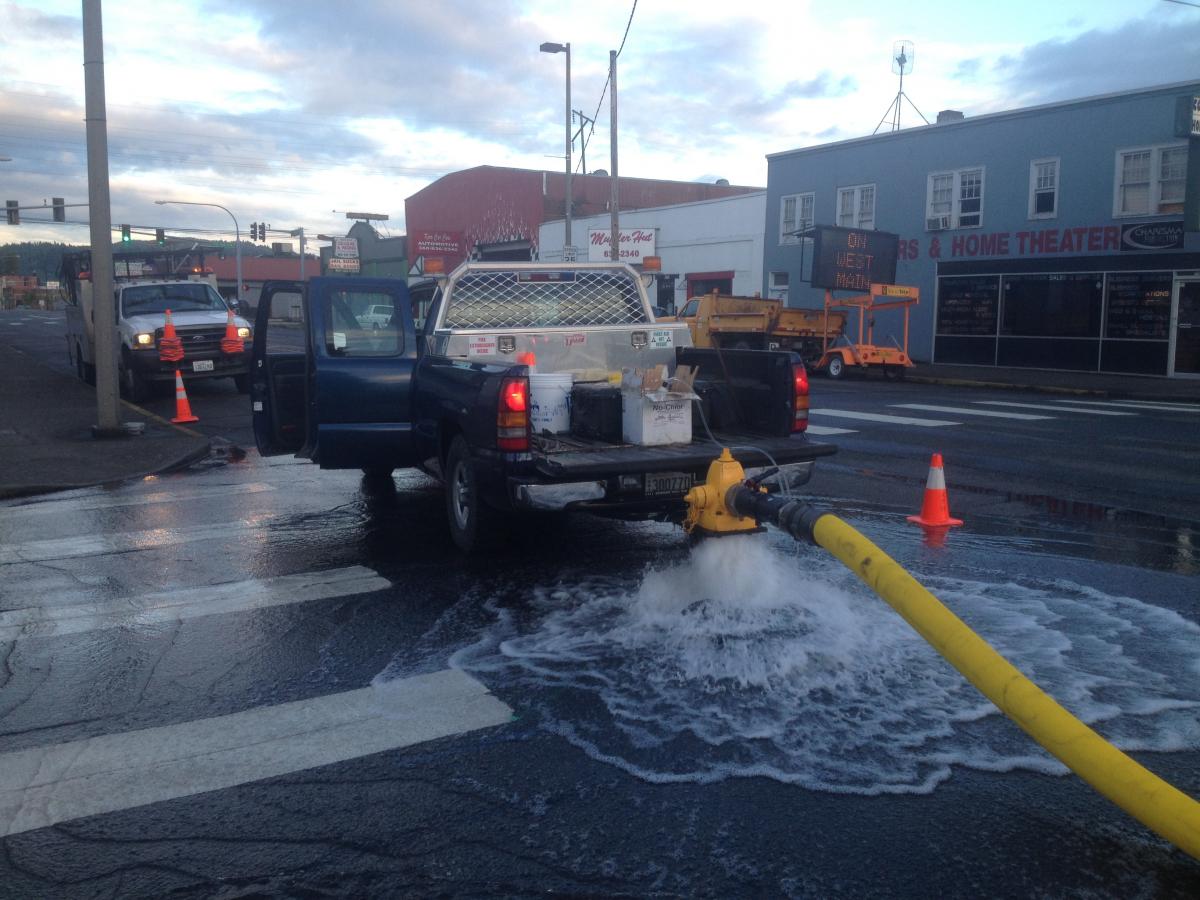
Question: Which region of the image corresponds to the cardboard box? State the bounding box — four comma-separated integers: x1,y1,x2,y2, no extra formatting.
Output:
622,389,694,445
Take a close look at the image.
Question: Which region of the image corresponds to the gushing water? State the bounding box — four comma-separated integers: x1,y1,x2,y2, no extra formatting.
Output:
449,532,1200,795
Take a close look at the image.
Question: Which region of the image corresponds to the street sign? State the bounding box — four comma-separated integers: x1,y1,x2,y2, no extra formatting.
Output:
333,238,359,259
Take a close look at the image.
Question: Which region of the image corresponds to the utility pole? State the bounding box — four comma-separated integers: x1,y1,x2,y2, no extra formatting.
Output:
574,110,594,176
82,0,122,436
609,49,619,264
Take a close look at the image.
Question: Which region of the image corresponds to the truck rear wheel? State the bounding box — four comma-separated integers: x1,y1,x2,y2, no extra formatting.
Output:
75,344,95,386
233,373,251,393
444,435,497,553
827,355,845,379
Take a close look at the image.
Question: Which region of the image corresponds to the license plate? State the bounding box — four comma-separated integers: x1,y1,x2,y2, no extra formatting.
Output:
192,359,214,372
644,471,691,497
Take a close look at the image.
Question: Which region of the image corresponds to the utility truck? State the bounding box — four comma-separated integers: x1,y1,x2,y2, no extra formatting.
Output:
663,290,847,363
62,248,253,402
252,262,835,551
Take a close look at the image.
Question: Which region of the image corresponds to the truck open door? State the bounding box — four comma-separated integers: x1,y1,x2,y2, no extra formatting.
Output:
251,280,309,457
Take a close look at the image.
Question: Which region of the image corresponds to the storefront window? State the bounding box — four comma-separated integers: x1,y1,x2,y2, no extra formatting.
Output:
1001,274,1102,338
1104,272,1172,339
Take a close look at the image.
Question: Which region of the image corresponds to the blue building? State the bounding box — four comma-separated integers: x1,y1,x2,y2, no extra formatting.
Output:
763,81,1200,378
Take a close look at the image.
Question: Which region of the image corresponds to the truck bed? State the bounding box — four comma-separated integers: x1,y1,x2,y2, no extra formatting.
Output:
531,432,836,478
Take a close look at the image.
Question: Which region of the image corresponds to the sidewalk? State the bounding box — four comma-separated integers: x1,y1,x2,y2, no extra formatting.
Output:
907,362,1200,402
0,345,211,499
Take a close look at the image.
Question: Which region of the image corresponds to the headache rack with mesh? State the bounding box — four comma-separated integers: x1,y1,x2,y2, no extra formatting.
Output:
435,263,652,332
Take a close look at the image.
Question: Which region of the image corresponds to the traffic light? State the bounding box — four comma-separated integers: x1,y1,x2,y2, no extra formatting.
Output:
249,222,257,243
259,222,269,241
155,228,165,245
5,201,18,225
120,224,131,242
52,198,65,222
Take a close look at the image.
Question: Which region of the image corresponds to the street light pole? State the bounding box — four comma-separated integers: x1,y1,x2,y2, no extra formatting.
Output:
154,200,242,300
540,41,572,255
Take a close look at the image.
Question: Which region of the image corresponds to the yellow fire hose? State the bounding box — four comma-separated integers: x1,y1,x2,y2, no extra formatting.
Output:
685,450,1200,859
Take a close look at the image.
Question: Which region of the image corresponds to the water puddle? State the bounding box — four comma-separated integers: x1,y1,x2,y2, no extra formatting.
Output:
445,530,1200,795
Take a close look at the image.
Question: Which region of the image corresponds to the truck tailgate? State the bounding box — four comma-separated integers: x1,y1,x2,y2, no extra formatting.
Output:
532,434,836,478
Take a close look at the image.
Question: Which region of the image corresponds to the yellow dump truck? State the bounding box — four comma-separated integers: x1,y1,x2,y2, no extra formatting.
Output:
663,291,846,363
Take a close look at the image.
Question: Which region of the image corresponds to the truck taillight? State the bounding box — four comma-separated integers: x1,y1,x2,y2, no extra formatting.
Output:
791,363,809,433
497,375,530,451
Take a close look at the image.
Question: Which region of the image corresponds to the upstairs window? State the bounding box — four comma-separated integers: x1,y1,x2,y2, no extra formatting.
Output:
1029,158,1058,219
926,167,985,229
780,192,814,244
1115,144,1187,216
837,183,875,229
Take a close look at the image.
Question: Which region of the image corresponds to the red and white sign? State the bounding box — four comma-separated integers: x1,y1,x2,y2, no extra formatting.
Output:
333,238,359,259
587,228,656,262
411,229,465,256
467,335,497,356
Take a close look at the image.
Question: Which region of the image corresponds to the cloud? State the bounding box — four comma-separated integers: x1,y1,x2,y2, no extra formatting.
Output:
953,58,981,80
997,14,1200,103
0,2,77,41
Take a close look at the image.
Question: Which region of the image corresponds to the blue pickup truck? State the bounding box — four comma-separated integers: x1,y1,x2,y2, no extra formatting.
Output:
251,263,835,551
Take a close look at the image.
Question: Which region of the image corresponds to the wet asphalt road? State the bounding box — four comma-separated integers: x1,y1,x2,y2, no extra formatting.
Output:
2,307,1200,896
2,444,1199,897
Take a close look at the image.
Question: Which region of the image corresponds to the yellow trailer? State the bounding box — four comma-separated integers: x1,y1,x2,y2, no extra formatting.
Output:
814,283,919,380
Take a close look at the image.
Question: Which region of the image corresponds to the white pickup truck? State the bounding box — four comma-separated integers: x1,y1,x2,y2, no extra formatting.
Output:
62,250,253,402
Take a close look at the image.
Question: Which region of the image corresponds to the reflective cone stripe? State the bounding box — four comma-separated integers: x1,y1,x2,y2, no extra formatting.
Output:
220,309,244,355
170,370,199,424
159,309,184,363
907,452,962,528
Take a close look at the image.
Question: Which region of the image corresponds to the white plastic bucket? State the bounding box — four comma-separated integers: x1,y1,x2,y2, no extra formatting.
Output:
529,373,573,434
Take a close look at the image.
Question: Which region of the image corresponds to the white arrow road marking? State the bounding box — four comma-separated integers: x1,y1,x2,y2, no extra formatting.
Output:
893,403,1051,420
974,401,1135,416
0,565,390,641
0,669,513,838
810,408,960,427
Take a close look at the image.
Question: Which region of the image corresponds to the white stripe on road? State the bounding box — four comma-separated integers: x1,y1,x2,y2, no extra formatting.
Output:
974,401,1136,416
0,669,513,838
893,403,1051,420
0,520,254,565
804,424,857,436
810,408,960,427
1056,399,1200,414
0,565,389,641
2,483,276,518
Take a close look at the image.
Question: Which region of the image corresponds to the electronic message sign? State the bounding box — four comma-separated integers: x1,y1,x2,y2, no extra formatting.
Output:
810,225,899,291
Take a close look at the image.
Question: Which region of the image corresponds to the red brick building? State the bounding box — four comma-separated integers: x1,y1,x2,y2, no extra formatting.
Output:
405,165,761,271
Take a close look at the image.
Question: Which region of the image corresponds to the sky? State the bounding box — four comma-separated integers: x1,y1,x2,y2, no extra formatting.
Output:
1,0,1198,250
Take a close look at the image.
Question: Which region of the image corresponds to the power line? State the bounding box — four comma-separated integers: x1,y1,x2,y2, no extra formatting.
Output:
579,0,639,168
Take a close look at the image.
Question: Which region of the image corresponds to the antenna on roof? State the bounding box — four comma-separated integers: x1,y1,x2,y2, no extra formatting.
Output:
874,40,930,134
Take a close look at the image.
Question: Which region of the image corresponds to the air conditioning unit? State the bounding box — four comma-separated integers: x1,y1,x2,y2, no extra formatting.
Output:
925,215,951,231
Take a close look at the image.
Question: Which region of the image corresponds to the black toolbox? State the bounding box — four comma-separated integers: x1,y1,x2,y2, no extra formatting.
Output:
570,383,623,443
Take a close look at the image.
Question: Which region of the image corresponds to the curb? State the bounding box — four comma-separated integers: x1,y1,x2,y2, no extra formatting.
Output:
905,375,1107,397
0,439,213,501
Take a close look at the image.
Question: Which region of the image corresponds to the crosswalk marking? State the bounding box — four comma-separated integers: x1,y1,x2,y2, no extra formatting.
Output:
0,520,254,565
0,669,513,838
1057,399,1200,414
805,424,857,436
2,482,276,518
974,401,1135,416
0,565,389,641
810,408,959,427
893,403,1051,420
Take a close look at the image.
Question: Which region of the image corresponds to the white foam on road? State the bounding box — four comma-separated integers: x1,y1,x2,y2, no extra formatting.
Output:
893,403,1051,420
0,668,513,838
973,401,1135,416
804,424,857,436
0,565,390,641
810,408,959,427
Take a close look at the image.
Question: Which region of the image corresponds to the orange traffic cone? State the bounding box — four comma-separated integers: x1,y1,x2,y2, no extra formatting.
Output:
159,309,184,362
907,453,962,528
171,369,199,424
220,309,244,355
